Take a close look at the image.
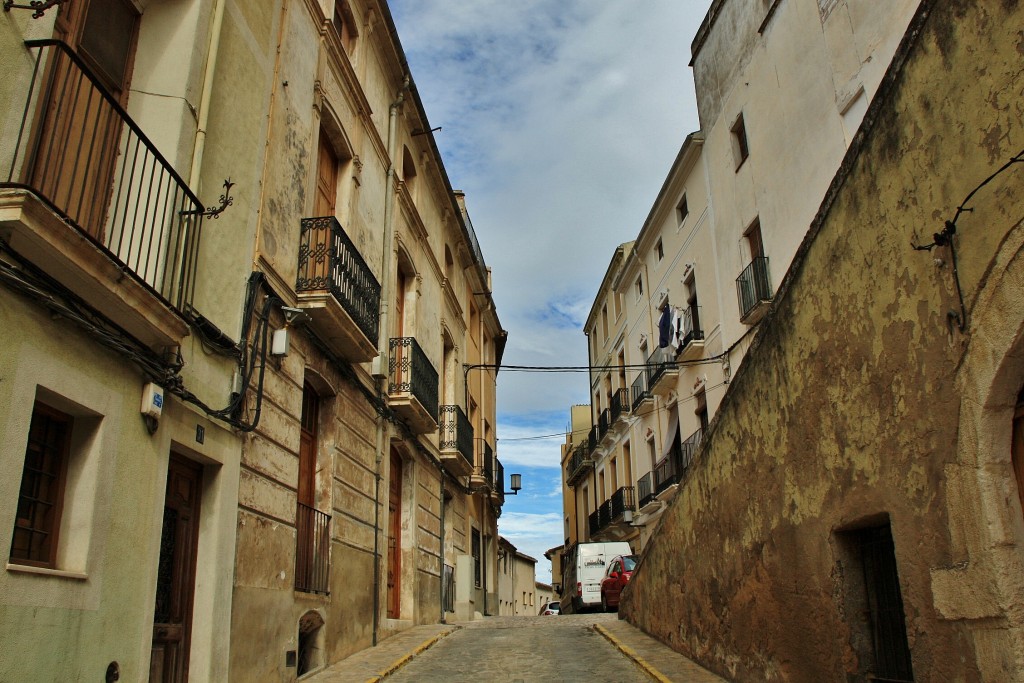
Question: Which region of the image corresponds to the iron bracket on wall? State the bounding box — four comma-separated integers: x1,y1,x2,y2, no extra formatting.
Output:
3,0,66,18
183,178,235,220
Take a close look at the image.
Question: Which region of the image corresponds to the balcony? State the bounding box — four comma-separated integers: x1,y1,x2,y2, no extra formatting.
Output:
439,405,473,476
610,388,631,434
388,337,439,433
646,346,678,399
296,216,381,362
590,486,636,540
0,40,203,350
565,439,594,487
654,428,702,497
492,457,505,506
679,305,705,361
598,407,613,446
736,256,773,324
637,472,656,510
631,372,653,412
295,502,331,595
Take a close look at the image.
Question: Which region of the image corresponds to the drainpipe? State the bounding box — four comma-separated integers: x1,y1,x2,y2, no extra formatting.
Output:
372,75,410,646
188,0,227,188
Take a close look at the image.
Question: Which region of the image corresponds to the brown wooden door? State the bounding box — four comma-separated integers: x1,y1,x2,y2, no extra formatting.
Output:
29,0,140,238
315,133,338,217
387,449,402,618
151,454,202,683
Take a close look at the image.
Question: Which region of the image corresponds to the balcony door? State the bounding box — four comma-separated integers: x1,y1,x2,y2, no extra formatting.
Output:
315,132,338,217
387,449,403,618
151,454,202,683
296,383,319,590
30,0,140,238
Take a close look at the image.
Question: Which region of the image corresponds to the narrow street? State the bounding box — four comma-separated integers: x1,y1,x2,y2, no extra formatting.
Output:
310,614,728,682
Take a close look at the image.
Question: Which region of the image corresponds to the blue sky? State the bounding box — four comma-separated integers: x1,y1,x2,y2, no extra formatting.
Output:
389,0,710,582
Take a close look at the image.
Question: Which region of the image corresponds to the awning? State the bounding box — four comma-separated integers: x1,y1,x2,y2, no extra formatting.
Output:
660,406,680,460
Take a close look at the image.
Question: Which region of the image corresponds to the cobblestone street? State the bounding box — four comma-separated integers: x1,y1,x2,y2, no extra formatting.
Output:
309,614,728,682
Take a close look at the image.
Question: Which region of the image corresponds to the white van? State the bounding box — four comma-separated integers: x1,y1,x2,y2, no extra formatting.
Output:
560,541,633,613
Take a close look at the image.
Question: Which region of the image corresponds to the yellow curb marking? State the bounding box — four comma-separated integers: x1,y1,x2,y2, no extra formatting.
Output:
594,623,673,683
364,627,459,683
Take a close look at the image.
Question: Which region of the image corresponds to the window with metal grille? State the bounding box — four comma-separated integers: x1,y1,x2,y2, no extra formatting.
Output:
10,403,71,568
472,528,481,588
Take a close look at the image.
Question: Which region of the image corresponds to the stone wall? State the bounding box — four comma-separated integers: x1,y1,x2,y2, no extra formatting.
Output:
620,0,1024,681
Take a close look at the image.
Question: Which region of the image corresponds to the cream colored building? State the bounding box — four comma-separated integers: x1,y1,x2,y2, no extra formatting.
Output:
496,536,539,616
566,0,922,558
0,1,505,681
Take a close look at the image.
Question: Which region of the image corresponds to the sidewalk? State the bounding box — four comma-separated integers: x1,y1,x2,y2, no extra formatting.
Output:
306,615,728,683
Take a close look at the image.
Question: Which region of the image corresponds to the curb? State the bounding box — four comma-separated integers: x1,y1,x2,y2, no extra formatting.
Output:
594,623,673,683
363,626,459,683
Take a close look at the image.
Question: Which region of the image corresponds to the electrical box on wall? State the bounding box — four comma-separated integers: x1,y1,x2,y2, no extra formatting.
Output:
141,382,164,420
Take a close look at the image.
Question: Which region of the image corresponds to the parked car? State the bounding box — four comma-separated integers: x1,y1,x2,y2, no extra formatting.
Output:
539,601,560,616
600,554,638,611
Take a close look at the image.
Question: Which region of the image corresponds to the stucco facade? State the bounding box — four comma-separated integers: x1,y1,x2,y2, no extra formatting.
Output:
0,1,505,681
622,0,1024,680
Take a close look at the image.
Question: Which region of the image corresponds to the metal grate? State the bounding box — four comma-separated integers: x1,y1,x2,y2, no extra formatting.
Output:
295,502,331,595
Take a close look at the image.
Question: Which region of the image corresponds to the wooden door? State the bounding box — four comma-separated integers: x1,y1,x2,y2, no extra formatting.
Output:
315,134,338,217
296,384,319,589
393,270,407,386
151,454,202,683
386,449,402,618
30,0,140,238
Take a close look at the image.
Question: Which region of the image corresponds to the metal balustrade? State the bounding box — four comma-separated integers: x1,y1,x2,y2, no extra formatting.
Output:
736,256,773,320
297,215,381,345
681,305,704,348
295,502,331,595
388,337,439,422
439,405,473,467
631,372,651,411
637,473,655,509
609,486,635,520
610,388,630,424
3,40,205,313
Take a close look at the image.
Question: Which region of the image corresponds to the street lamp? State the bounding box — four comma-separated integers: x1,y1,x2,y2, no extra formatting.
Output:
500,473,523,496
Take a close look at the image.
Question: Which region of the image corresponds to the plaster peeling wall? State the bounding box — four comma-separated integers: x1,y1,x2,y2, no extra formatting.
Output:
621,0,1024,680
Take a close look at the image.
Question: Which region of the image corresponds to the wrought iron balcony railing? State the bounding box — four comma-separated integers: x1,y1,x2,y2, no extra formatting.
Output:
297,215,381,345
654,427,703,495
388,337,439,422
610,388,630,424
566,440,594,485
631,372,651,411
2,40,205,313
295,502,331,595
681,305,704,348
609,485,635,520
587,424,600,456
597,499,611,530
637,472,655,509
598,408,611,440
483,442,494,485
736,256,773,320
439,405,473,467
646,345,675,390
588,510,600,537
494,457,505,506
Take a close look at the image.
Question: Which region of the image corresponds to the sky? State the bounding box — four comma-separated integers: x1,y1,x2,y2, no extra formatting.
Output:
388,0,711,584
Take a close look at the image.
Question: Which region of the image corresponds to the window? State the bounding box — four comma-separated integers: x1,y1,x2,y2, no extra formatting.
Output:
635,275,644,300
746,218,765,261
731,113,750,169
601,303,609,340
695,390,709,432
676,194,689,225
10,403,71,568
684,275,702,344
656,239,664,261
332,1,358,55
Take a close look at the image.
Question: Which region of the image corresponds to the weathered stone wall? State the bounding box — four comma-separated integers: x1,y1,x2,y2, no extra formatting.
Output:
621,1,1024,681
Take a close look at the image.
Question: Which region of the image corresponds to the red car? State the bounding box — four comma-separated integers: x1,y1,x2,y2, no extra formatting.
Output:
600,554,638,611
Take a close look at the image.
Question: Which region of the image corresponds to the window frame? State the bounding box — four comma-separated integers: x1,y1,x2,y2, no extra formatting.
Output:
731,113,750,170
10,402,73,569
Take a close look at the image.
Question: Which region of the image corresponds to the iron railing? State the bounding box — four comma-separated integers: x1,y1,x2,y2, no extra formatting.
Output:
681,305,704,348
442,563,455,613
631,372,651,411
610,388,630,424
439,405,473,467
647,346,675,389
637,472,655,509
598,499,611,530
297,215,381,345
295,502,331,595
598,408,611,440
3,40,206,313
587,425,600,456
389,337,439,422
482,442,494,485
654,428,702,495
736,256,773,319
494,457,505,506
566,440,593,484
588,510,600,537
609,486,635,520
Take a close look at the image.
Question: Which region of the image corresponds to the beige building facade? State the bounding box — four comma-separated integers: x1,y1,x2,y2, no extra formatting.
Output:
0,1,505,681
623,0,1024,679
496,536,539,617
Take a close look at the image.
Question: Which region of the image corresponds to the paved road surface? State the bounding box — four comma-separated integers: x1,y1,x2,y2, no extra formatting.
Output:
386,614,656,682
